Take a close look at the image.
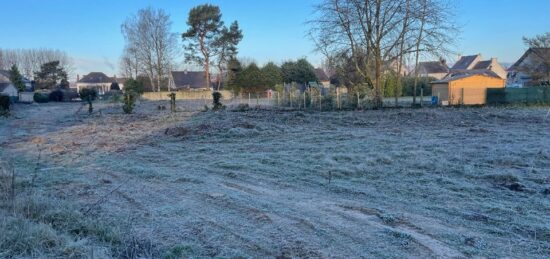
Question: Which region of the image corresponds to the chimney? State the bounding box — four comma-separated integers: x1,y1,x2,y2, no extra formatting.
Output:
439,57,446,66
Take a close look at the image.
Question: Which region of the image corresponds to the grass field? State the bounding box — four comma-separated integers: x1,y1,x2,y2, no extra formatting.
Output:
1,101,550,258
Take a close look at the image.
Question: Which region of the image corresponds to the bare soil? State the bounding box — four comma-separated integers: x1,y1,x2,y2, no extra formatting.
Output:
1,101,550,258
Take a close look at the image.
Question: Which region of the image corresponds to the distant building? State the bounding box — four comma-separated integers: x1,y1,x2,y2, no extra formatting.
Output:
507,48,550,88
0,83,18,98
432,70,505,105
0,70,33,92
170,71,211,90
415,60,449,80
450,54,507,79
314,68,330,87
76,72,127,94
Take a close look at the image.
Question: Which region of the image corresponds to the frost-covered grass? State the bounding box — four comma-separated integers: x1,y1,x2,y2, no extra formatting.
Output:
1,101,550,258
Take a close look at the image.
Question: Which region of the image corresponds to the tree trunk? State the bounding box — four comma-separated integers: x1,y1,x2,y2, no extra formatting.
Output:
413,0,427,106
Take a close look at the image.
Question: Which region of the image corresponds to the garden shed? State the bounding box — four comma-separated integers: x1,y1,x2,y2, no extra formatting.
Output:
431,70,505,105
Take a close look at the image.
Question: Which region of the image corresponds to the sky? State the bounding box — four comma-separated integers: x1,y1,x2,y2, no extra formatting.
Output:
0,0,549,80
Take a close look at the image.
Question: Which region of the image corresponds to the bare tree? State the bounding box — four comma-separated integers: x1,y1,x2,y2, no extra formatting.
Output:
310,0,456,107
119,46,140,79
0,48,73,79
121,7,177,92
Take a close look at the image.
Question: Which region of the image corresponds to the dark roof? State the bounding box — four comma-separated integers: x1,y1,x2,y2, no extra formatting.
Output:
171,71,210,89
418,61,449,74
432,69,501,83
314,68,329,81
509,48,550,71
0,70,10,82
0,82,11,92
451,55,479,70
78,72,114,84
472,60,492,70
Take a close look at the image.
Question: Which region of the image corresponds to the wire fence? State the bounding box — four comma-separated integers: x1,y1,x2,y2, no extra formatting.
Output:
152,89,433,112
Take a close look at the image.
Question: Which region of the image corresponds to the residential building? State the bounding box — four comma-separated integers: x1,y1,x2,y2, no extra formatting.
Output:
314,68,330,87
450,54,507,79
431,70,505,105
507,48,550,87
415,60,449,80
0,70,33,91
76,72,127,94
0,83,18,98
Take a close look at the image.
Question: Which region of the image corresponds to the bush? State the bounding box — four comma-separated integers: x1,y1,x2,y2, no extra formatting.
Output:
402,76,434,97
49,90,64,102
212,92,224,111
79,89,97,114
33,93,49,103
0,95,10,111
124,79,144,95
123,91,137,114
79,88,98,101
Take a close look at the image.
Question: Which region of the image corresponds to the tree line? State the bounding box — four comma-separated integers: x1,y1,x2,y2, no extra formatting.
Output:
224,58,319,94
0,48,72,80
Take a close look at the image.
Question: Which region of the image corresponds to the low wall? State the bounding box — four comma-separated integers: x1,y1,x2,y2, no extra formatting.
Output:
19,92,34,103
141,91,234,101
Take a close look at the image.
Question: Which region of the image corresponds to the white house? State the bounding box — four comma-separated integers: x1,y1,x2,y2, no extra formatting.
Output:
0,83,18,98
76,72,126,94
507,48,550,88
0,70,32,91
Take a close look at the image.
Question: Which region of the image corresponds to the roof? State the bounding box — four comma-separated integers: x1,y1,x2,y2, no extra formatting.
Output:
472,60,492,70
432,70,501,83
509,48,550,71
314,68,329,81
171,71,210,89
78,72,114,84
0,70,10,83
451,55,480,70
417,61,449,74
0,82,11,92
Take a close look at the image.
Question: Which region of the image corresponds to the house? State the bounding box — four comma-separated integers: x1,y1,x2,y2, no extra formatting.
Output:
507,48,550,88
451,54,507,79
415,60,449,80
314,68,331,87
0,70,33,91
76,72,127,94
170,71,211,90
431,70,505,105
0,83,18,100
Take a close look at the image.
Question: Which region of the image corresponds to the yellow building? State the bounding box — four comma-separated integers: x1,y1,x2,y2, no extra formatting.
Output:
431,70,505,105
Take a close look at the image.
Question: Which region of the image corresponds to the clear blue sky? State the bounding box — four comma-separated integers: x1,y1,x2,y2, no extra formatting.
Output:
0,0,548,79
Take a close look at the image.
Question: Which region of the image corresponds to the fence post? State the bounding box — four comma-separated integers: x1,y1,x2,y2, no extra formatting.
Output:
248,92,251,106
256,93,259,107
337,87,340,109
290,91,293,108
277,92,280,107
420,88,424,107
357,92,360,110
320,93,322,111
461,88,465,105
